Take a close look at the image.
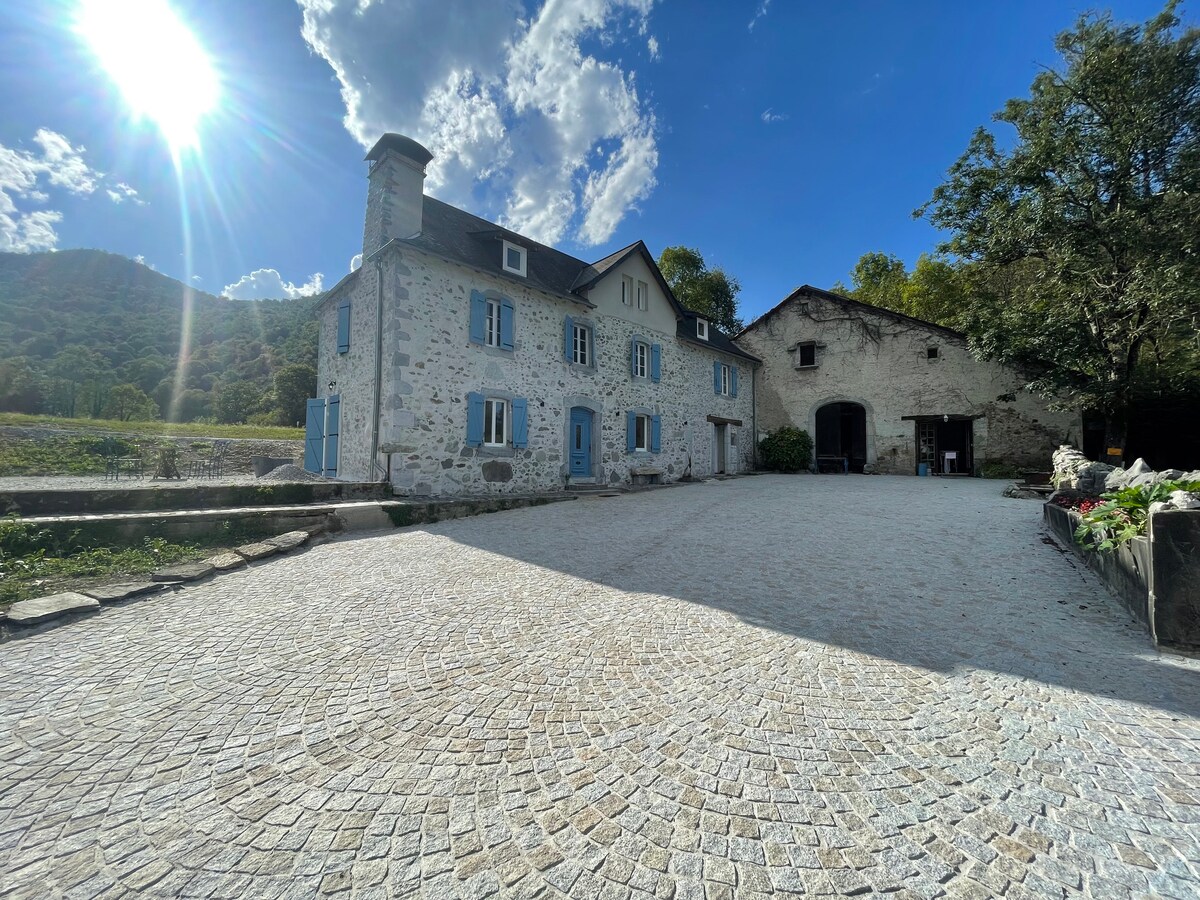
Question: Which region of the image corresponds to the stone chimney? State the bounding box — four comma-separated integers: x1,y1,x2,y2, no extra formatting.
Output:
362,134,434,257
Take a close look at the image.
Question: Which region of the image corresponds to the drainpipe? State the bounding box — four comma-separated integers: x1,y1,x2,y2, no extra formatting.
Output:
751,362,758,470
370,257,385,482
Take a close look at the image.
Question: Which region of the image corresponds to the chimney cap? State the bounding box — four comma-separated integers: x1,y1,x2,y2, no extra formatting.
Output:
365,133,434,166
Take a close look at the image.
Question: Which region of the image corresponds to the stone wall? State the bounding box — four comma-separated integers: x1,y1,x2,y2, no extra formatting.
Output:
317,247,755,495
735,292,1081,474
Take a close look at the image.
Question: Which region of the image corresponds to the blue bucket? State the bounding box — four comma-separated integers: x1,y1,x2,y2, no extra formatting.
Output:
918,463,929,477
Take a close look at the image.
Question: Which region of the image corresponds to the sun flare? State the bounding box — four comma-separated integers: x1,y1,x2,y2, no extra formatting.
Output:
76,0,219,150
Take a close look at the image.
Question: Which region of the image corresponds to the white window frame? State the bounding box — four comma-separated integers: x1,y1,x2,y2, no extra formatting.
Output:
634,414,651,452
572,323,591,366
484,298,501,348
621,275,633,305
634,341,648,378
636,280,648,311
502,240,527,277
483,398,508,447
719,364,730,396
696,319,709,340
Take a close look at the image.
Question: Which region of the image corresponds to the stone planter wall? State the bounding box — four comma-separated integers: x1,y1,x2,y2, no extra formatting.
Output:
1044,499,1199,651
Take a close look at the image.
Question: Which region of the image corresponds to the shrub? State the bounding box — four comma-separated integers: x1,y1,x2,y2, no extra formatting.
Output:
759,427,814,473
1074,479,1200,552
981,461,1023,480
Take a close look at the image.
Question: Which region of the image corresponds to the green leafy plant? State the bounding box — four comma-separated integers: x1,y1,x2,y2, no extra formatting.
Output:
1074,479,1200,551
759,427,814,473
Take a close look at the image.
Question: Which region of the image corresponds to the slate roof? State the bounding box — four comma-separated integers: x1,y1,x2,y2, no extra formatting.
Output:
320,192,756,361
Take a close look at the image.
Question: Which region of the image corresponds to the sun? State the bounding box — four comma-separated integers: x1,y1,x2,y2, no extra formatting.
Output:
76,0,219,151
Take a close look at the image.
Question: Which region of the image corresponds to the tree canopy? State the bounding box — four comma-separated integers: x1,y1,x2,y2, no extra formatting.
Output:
918,2,1200,449
657,246,744,334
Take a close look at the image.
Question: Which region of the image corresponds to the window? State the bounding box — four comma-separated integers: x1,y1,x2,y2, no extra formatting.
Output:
485,298,501,348
797,342,817,367
621,275,633,305
634,414,650,452
720,364,730,396
484,398,507,446
572,323,590,366
634,341,648,378
637,280,648,311
696,319,709,340
927,346,940,360
502,240,527,277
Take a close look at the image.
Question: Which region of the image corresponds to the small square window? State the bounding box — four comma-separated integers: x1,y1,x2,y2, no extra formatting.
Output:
502,240,527,277
696,319,709,340
797,342,817,367
621,275,633,305
572,323,591,366
634,414,650,452
637,280,648,311
927,346,939,360
634,341,648,378
484,398,507,446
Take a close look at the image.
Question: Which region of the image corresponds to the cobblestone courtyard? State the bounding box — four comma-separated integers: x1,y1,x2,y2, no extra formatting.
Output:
2,475,1199,899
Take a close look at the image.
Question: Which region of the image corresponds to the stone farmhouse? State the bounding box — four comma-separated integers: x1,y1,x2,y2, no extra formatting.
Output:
734,287,1081,475
309,134,757,495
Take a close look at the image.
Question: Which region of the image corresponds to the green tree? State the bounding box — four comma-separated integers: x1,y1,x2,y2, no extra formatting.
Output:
657,246,744,333
0,357,46,413
103,383,156,421
272,364,317,426
212,381,263,425
918,2,1200,453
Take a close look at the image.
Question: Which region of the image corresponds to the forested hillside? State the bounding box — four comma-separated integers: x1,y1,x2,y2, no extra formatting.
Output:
0,250,318,425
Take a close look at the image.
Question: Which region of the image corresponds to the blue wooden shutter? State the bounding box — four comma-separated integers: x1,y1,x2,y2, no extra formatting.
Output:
303,398,325,472
469,291,486,345
650,344,661,383
713,361,721,394
564,316,574,362
731,366,739,398
500,298,515,350
324,395,340,477
512,397,528,448
630,338,638,377
626,410,637,452
336,302,350,353
650,415,662,453
466,392,484,447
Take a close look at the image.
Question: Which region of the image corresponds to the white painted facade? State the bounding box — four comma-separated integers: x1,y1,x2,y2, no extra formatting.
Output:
735,289,1082,475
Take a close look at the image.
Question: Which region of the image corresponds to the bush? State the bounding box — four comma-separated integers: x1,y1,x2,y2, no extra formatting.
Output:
1074,479,1200,552
981,461,1023,480
759,427,814,473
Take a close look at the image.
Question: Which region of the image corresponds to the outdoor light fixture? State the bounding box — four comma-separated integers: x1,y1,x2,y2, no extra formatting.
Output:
943,414,949,422
328,380,337,392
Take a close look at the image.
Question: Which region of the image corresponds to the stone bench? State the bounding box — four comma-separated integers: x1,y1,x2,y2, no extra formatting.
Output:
630,466,664,486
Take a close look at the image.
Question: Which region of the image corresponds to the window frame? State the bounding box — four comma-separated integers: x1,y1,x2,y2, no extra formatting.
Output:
501,240,527,277
636,280,648,311
483,397,508,447
484,298,502,348
719,364,731,396
634,413,651,452
572,322,591,367
634,340,649,379
797,342,817,368
696,319,709,341
621,275,633,306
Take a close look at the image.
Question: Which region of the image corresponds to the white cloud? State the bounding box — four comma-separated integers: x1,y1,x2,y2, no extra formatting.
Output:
297,0,659,247
647,35,659,59
0,129,145,251
222,268,324,300
760,108,788,124
349,253,362,272
748,0,771,31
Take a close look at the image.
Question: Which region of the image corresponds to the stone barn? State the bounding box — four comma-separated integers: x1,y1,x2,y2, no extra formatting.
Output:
734,286,1081,475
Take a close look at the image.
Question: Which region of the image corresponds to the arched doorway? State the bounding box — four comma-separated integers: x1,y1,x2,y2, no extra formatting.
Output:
816,402,867,473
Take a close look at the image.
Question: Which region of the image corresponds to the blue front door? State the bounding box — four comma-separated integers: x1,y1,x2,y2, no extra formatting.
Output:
569,407,592,477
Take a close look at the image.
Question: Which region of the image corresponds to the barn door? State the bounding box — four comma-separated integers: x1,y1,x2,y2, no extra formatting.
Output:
304,398,326,473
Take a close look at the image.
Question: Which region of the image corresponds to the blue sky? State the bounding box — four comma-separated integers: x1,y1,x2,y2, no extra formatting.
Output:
0,0,1181,322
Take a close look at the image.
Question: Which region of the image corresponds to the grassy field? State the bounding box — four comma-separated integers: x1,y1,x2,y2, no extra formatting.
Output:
0,413,303,440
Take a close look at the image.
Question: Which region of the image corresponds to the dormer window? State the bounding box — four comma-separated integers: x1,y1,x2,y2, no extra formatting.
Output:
502,240,527,277
696,319,709,341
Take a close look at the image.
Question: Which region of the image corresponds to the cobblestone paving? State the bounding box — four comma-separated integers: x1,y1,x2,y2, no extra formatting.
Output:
2,475,1199,899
